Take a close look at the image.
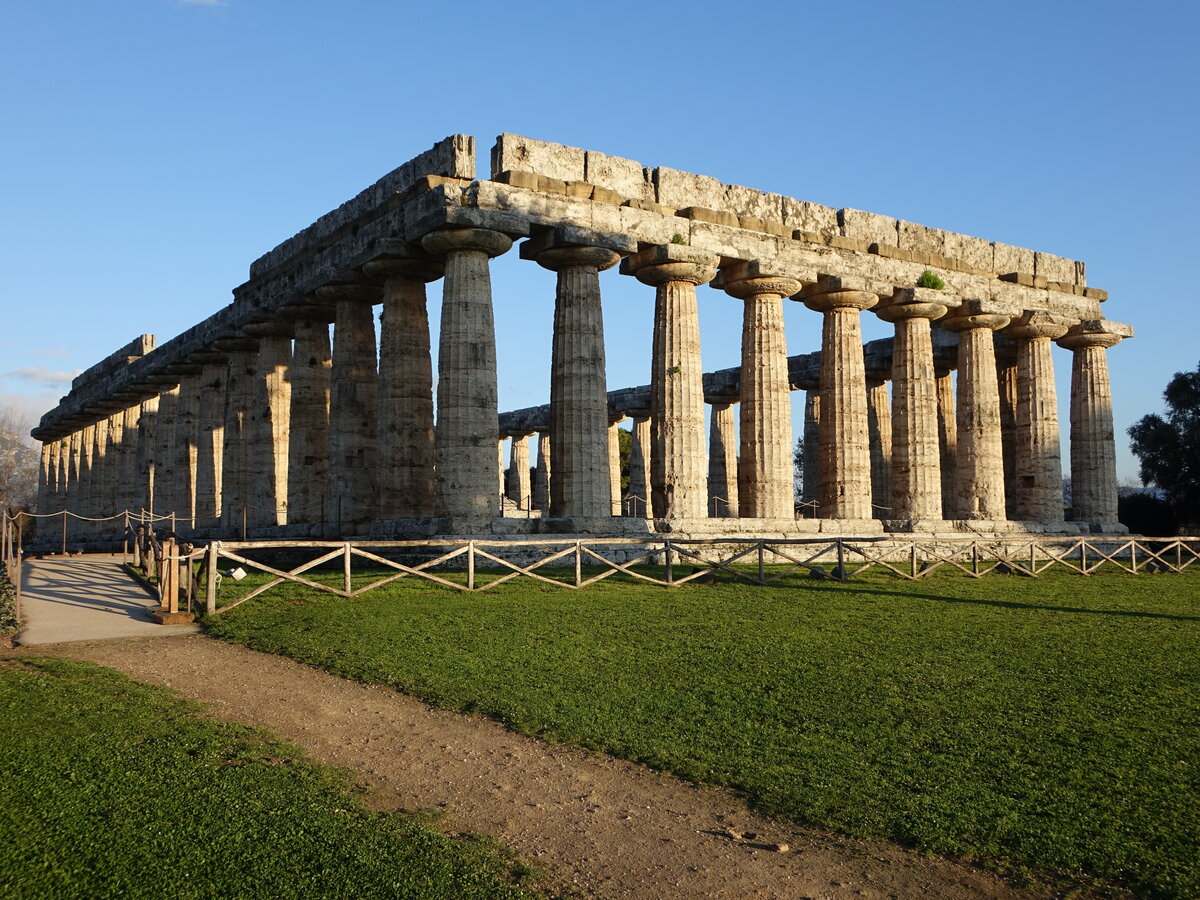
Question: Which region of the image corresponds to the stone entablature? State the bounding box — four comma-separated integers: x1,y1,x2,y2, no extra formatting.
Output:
32,132,1132,540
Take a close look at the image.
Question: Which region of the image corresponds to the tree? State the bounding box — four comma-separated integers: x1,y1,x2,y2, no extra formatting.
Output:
0,404,39,513
793,436,805,503
1128,361,1200,527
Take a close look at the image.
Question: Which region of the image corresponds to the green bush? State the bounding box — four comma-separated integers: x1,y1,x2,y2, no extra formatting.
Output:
0,567,18,637
1118,492,1180,536
916,269,945,290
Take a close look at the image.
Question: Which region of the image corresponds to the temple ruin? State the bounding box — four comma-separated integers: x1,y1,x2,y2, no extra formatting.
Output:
30,133,1133,541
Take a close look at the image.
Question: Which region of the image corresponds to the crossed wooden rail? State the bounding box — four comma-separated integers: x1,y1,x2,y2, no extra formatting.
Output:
188,535,1200,615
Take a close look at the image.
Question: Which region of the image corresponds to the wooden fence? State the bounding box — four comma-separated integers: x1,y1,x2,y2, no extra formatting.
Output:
194,534,1200,616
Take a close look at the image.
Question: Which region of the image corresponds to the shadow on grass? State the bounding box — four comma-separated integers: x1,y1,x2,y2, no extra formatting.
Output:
800,579,1200,622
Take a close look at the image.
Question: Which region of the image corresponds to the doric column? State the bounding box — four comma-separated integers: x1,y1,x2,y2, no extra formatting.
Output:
498,441,506,503
135,395,159,517
622,245,719,520
422,228,513,519
707,401,738,517
935,367,957,519
942,300,1017,520
534,431,551,513
866,376,892,519
172,368,202,529
716,261,805,520
362,248,442,519
64,430,82,520
802,391,820,513
217,339,258,530
1004,312,1073,522
523,231,629,519
1057,319,1133,524
57,434,72,514
244,325,293,528
77,424,96,532
800,276,879,520
317,282,382,529
995,337,1020,519
191,356,226,529
116,401,141,518
37,441,54,515
875,289,951,522
627,415,651,518
284,312,331,527
505,433,533,511
608,420,624,515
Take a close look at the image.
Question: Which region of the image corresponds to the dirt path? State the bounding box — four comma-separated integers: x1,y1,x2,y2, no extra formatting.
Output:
28,634,1051,900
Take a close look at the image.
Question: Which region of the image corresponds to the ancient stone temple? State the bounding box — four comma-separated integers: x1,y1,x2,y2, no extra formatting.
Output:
31,133,1132,540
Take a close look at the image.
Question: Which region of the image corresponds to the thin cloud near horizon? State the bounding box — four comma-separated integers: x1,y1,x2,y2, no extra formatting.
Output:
2,366,81,388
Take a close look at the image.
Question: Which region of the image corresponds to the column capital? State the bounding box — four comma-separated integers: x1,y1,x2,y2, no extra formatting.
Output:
241,320,294,339
314,282,383,304
619,244,719,287
532,245,621,273
520,225,635,266
362,242,444,283
713,259,814,300
1056,318,1134,351
1004,310,1075,342
798,274,879,314
940,297,1020,332
874,286,956,323
421,227,513,259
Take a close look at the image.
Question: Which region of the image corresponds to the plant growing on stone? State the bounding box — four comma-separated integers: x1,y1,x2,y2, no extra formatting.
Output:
916,270,945,290
670,233,687,245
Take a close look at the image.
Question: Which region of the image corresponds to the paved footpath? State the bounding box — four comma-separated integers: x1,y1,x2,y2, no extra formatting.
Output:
17,554,200,644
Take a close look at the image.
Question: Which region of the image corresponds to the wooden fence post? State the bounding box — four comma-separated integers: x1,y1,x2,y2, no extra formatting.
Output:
342,542,352,595
205,542,219,615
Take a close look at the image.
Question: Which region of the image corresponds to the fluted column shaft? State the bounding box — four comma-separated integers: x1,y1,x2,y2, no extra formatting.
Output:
155,387,180,522
877,298,947,522
285,319,330,524
803,286,879,519
935,369,957,519
530,246,620,518
944,308,1012,519
867,379,892,518
423,228,512,518
37,441,54,515
323,287,381,528
802,392,820,511
996,345,1020,519
721,268,801,520
607,423,623,515
194,362,225,528
1059,330,1124,523
535,432,551,512
707,402,738,517
173,374,201,529
118,405,139,517
506,435,532,510
628,416,651,518
136,395,159,517
250,333,291,527
221,346,257,529
624,248,719,521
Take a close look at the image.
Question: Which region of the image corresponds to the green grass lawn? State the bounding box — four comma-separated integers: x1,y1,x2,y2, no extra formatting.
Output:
202,565,1200,899
0,657,549,899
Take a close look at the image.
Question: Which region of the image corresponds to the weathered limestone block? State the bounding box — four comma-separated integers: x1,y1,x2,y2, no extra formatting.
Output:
364,250,442,519
1005,312,1073,522
992,241,1035,276
1057,320,1133,524
652,166,725,211
876,290,951,521
781,198,840,237
945,232,995,273
717,261,803,519
707,402,738,517
897,221,948,257
839,208,899,247
492,133,585,183
623,244,719,520
1034,251,1076,284
585,150,653,201
801,276,879,520
722,184,784,223
942,300,1018,519
320,284,381,529
422,227,513,518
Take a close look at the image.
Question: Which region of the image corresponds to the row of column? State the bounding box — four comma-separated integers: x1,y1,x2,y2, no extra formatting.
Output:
37,224,1127,533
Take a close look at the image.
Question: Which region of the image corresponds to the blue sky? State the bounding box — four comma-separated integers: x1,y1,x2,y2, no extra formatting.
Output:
2,0,1196,483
